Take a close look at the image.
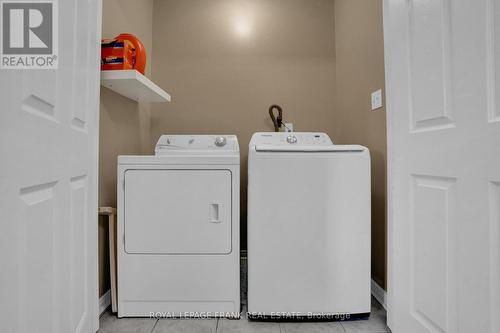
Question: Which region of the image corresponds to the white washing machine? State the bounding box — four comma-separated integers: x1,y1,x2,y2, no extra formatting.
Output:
247,132,371,319
117,135,240,318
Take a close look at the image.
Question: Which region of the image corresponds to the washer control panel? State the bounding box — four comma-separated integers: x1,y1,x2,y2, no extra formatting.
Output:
251,132,333,147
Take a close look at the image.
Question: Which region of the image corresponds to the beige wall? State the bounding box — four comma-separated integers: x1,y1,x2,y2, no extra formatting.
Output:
98,0,154,297
334,0,387,289
151,0,338,249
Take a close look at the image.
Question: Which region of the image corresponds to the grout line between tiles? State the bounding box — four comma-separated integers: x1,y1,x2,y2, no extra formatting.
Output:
149,318,159,333
215,318,220,333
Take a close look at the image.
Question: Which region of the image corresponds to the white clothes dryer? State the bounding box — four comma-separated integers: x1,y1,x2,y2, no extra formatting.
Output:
117,135,240,318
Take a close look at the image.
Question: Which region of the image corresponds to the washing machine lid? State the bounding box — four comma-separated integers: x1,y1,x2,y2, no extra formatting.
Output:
155,135,239,155
250,132,366,152
255,144,366,152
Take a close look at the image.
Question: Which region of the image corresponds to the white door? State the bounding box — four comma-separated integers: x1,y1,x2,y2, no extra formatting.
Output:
384,0,500,333
0,1,102,332
124,169,232,254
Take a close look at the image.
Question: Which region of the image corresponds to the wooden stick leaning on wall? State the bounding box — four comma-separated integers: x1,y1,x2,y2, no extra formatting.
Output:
98,207,117,313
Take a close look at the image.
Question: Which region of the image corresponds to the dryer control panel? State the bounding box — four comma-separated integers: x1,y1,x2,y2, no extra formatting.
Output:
155,135,239,154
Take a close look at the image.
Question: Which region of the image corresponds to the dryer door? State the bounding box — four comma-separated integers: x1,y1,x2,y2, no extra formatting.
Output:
124,169,232,254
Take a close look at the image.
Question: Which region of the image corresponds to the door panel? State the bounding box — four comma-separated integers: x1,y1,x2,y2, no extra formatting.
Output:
409,0,453,132
493,0,500,122
490,181,500,333
0,1,102,332
124,169,232,254
70,176,88,333
22,71,58,122
19,182,57,333
410,175,457,333
384,0,500,332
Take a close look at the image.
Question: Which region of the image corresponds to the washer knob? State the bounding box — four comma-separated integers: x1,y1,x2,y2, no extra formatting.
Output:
286,135,298,144
215,136,227,147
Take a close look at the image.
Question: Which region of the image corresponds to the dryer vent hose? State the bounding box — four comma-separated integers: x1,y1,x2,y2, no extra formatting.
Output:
269,104,283,132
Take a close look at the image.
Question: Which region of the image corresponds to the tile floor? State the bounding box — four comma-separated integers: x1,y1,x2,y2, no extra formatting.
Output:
99,260,390,333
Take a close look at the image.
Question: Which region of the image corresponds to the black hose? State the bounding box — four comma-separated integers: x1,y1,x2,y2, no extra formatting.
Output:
268,104,283,132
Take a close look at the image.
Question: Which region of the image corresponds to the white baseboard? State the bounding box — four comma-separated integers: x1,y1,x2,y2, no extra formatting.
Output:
99,289,111,315
371,279,387,310
98,276,385,314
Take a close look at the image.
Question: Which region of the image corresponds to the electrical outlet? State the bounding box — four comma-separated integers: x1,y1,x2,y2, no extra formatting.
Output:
371,89,383,110
284,123,293,132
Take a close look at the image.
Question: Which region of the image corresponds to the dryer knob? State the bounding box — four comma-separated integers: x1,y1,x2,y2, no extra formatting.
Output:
215,136,227,147
286,135,298,144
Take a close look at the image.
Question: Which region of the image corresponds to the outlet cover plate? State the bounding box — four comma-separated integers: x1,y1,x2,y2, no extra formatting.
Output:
371,89,383,110
284,123,293,132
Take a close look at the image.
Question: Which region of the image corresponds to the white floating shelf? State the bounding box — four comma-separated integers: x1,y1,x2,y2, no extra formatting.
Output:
100,70,171,103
